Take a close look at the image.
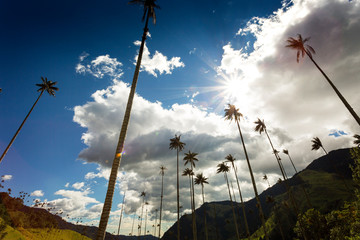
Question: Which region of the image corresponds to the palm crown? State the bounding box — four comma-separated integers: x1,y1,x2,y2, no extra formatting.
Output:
311,137,323,151
169,134,185,151
254,118,266,134
182,168,194,177
36,77,58,96
194,173,209,186
183,151,198,168
159,165,167,176
286,34,316,62
283,149,289,155
225,154,236,164
128,0,160,24
354,134,360,147
224,104,243,122
216,162,230,174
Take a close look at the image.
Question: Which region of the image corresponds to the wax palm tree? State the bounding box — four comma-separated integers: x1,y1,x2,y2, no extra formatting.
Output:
117,191,126,235
311,137,327,154
144,202,149,236
182,168,194,212
194,173,209,240
225,104,268,239
283,149,298,173
183,151,198,240
158,165,166,239
286,34,360,126
353,134,360,147
0,77,58,164
263,174,270,188
217,162,240,240
169,134,185,240
96,1,159,239
225,154,250,238
153,209,158,237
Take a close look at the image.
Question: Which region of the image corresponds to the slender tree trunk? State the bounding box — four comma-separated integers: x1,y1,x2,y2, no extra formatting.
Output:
190,165,197,240
225,173,241,240
287,154,298,174
145,208,148,236
96,9,150,240
307,53,360,126
117,192,126,235
131,214,136,236
0,90,44,164
236,120,269,240
176,148,180,240
231,162,251,239
139,197,145,239
154,210,158,237
201,185,209,240
159,174,164,239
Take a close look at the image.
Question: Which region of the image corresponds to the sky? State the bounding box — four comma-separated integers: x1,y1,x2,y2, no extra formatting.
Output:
0,0,360,236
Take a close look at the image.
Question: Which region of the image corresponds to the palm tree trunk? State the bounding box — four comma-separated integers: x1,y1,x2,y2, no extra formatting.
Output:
159,174,164,239
0,90,44,164
235,120,269,240
190,165,197,240
145,208,148,236
287,154,298,174
307,53,360,126
231,162,251,239
224,173,241,240
201,185,209,240
139,197,145,238
95,8,151,240
131,214,136,236
176,148,180,240
117,192,126,235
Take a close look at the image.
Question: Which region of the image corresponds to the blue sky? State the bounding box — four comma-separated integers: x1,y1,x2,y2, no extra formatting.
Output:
1,0,360,236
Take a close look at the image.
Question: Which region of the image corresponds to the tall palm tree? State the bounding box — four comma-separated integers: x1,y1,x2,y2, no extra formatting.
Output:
0,77,58,164
286,34,360,126
158,165,166,239
139,191,146,237
353,134,360,147
225,154,250,238
182,168,194,213
311,137,327,154
96,1,159,239
153,209,158,237
169,134,185,240
117,191,126,235
144,202,149,236
217,162,240,240
183,151,198,240
225,104,269,240
283,149,298,173
194,173,209,240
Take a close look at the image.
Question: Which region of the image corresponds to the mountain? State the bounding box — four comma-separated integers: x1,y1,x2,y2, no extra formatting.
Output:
161,148,357,240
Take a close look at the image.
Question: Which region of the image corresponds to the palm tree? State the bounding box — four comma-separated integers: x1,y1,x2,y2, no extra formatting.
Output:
139,191,146,237
353,134,360,147
0,77,58,164
183,151,198,240
194,173,209,240
286,34,360,126
224,104,269,239
144,202,149,236
263,174,270,188
217,162,240,240
96,1,159,239
153,209,158,237
117,191,126,235
225,154,250,238
169,134,185,240
182,168,194,213
283,149,298,173
311,137,327,154
158,165,166,239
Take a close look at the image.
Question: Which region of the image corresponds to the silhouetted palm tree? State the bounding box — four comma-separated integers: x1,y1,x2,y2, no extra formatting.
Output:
353,134,360,147
153,209,158,237
225,154,250,238
195,173,209,240
158,165,166,239
311,137,327,154
217,162,240,240
184,151,198,240
286,34,360,126
283,149,298,173
182,167,194,212
96,1,159,239
225,104,268,239
263,174,270,188
0,77,58,164
139,191,146,238
169,134,185,240
117,191,126,235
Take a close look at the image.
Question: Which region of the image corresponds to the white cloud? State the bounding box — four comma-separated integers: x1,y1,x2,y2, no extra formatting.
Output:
76,54,123,79
72,182,85,190
133,41,185,77
1,175,12,181
65,182,69,188
31,190,44,197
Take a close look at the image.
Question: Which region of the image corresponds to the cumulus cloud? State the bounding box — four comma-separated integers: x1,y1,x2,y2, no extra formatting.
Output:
72,182,85,190
76,53,123,79
1,175,12,181
134,41,185,77
31,190,44,197
72,0,359,227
